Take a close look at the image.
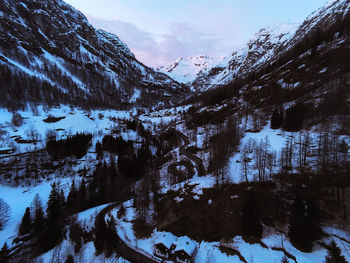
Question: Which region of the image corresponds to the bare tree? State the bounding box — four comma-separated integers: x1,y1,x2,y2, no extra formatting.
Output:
0,198,11,230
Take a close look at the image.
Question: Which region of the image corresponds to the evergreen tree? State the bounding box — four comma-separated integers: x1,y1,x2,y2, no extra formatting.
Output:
38,183,65,252
271,109,283,129
78,179,87,210
67,180,77,213
241,189,263,238
65,254,74,263
59,189,66,213
31,194,45,235
288,197,321,251
283,103,305,132
324,241,348,263
95,141,103,160
288,198,307,249
0,242,9,262
305,199,322,244
19,207,32,236
46,183,61,223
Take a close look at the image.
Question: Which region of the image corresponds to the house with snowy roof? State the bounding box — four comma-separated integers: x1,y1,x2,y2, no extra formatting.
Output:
153,233,177,260
173,236,197,263
153,234,197,263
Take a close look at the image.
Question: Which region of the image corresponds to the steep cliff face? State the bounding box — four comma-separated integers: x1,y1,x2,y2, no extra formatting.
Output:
0,0,190,110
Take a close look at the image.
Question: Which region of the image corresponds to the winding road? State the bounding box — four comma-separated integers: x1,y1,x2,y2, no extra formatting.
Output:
167,129,206,183
97,203,160,263
96,128,207,263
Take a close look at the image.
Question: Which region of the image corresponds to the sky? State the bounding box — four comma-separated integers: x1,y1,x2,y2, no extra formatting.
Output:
65,0,330,68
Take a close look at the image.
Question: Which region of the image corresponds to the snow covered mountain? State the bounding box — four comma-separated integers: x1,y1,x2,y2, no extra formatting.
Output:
172,0,350,92
158,55,227,87
159,24,298,93
0,0,190,110
189,24,298,92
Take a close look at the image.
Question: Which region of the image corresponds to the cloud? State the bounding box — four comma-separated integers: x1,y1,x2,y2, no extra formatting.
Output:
87,16,233,68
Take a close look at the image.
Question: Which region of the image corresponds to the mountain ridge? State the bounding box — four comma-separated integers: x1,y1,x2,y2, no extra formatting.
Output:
0,0,191,110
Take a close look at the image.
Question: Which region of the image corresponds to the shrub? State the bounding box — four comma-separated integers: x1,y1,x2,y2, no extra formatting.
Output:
11,112,23,127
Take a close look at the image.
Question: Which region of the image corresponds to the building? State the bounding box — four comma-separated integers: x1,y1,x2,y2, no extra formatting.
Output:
173,236,197,263
154,233,176,260
153,234,197,263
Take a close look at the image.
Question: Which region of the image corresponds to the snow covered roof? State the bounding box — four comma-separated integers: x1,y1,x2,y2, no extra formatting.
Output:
173,236,196,255
155,232,177,249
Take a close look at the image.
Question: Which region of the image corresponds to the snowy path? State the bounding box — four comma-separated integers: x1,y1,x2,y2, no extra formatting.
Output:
98,203,160,263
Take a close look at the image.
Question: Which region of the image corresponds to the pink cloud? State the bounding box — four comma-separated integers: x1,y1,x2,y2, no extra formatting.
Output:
87,16,233,68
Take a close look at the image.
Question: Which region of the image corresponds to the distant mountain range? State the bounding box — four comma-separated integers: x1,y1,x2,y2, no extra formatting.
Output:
160,0,350,93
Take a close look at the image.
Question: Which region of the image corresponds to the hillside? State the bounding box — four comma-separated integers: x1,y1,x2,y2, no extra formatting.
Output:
0,0,190,110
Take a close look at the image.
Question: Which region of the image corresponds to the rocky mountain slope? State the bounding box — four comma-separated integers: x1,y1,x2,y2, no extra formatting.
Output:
159,24,297,93
175,0,350,93
0,0,190,110
190,24,298,92
191,0,350,134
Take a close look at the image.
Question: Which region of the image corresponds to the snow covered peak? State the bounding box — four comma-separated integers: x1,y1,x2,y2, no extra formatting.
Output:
189,23,297,92
283,0,350,49
158,55,225,85
250,23,299,45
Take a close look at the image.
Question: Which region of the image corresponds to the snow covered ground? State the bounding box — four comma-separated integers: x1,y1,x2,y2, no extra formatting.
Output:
112,199,350,263
228,122,286,183
110,200,242,263
0,105,134,154
0,104,138,248
0,177,71,246
38,204,131,263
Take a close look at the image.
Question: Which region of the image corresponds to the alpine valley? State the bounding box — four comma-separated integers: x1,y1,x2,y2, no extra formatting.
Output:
0,0,350,263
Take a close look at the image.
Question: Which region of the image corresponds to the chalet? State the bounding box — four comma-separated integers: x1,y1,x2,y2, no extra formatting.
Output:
173,237,197,263
154,233,176,260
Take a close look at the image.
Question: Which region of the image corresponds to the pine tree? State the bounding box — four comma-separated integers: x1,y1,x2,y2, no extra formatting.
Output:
288,197,321,251
78,180,87,210
283,103,305,132
288,198,306,249
65,254,74,263
305,199,322,244
241,189,263,238
271,109,283,129
19,207,32,236
39,183,64,252
67,180,77,213
46,183,65,223
46,183,61,223
96,141,103,160
31,194,45,235
324,241,348,263
0,242,9,262
59,189,66,212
